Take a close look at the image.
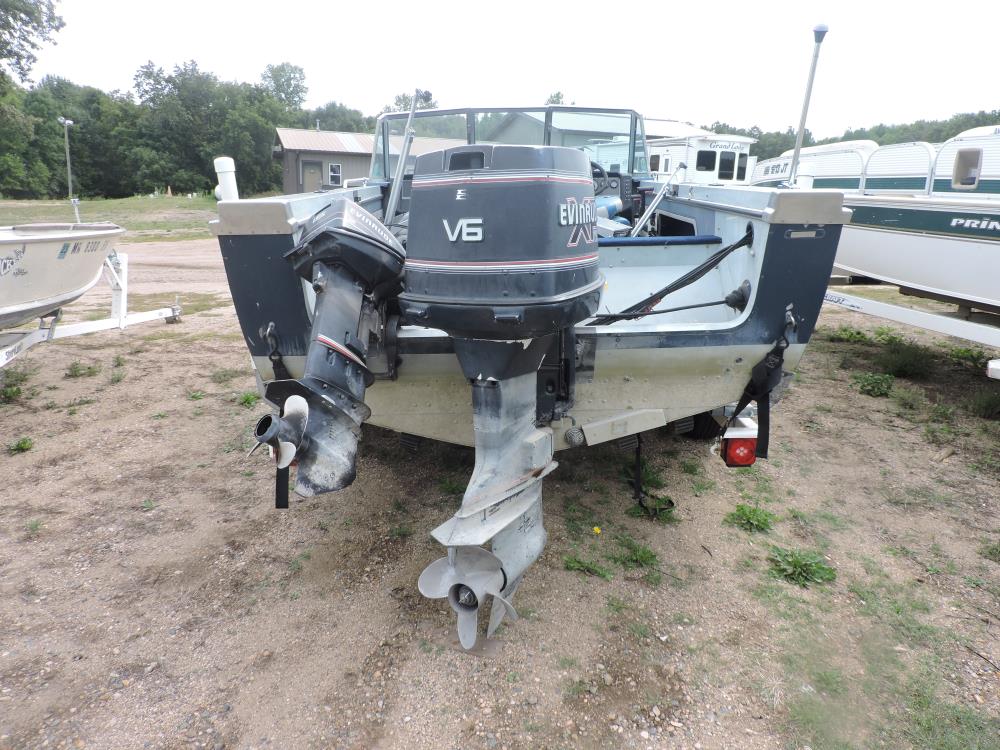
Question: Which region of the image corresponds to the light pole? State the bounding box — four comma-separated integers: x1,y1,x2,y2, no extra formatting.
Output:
788,24,828,188
57,116,80,222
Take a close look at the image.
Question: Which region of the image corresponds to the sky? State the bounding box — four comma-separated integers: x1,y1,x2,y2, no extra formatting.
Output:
26,0,1000,139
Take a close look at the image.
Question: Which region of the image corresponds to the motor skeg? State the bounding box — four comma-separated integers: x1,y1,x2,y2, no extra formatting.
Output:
257,198,405,497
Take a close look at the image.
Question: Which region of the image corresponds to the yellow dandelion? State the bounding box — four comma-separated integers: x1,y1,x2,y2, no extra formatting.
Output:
593,526,602,535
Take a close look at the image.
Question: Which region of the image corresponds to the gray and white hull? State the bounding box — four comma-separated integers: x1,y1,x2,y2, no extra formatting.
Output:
0,223,125,329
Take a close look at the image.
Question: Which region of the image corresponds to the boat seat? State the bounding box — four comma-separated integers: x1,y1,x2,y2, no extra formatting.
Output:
597,234,722,247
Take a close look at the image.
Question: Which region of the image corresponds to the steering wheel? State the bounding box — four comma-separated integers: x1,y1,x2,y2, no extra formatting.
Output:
590,161,609,195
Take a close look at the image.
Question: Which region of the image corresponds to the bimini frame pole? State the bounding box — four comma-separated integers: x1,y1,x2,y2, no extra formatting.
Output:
384,92,419,224
788,24,828,187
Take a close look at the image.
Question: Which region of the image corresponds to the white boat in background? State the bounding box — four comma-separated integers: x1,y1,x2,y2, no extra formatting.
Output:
0,222,125,328
646,123,758,186
751,126,1000,313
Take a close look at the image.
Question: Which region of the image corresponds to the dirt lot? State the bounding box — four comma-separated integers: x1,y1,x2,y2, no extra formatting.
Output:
1,240,998,750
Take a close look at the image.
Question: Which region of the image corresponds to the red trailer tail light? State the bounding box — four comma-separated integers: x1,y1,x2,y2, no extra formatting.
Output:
722,437,757,467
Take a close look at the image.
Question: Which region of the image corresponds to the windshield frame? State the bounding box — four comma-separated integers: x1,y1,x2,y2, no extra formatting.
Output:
369,106,649,179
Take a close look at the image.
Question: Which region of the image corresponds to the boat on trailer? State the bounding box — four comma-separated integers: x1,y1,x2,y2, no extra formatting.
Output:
212,105,848,649
751,126,1000,314
0,222,125,329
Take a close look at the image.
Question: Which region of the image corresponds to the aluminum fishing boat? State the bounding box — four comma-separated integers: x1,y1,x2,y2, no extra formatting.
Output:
0,222,125,329
212,105,849,649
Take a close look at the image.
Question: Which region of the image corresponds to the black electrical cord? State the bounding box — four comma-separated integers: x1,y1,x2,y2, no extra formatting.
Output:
591,229,753,325
588,299,728,323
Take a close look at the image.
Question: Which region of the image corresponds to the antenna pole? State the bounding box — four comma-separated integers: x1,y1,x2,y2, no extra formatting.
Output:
788,24,828,187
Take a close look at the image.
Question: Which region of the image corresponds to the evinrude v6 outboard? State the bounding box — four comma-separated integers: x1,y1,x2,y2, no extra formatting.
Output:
401,144,603,647
253,199,405,496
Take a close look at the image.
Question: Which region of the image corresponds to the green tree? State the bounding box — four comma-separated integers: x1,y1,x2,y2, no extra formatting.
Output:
545,91,564,105
261,62,307,109
0,0,64,86
383,88,436,113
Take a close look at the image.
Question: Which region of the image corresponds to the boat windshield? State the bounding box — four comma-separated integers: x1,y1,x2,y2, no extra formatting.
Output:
369,106,650,179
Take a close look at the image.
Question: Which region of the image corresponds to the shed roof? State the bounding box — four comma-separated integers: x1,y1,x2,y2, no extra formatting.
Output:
275,128,376,154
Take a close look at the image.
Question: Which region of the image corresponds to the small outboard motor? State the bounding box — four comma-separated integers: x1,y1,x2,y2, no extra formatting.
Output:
254,198,404,496
403,144,603,648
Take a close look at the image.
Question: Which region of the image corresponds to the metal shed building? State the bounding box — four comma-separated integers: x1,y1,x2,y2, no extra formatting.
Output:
274,128,376,194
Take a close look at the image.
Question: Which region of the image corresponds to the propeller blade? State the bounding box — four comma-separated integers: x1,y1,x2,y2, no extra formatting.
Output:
456,606,479,650
275,440,298,470
417,556,459,599
486,580,521,638
282,395,309,434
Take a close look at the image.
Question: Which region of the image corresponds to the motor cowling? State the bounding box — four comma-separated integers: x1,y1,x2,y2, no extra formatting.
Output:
258,198,404,496
398,144,604,339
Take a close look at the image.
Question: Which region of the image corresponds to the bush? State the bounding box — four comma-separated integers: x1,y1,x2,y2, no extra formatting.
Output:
964,389,1000,419
828,326,870,343
853,372,894,397
876,341,933,379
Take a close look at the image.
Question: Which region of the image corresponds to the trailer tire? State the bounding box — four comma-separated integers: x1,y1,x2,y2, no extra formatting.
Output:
687,411,723,440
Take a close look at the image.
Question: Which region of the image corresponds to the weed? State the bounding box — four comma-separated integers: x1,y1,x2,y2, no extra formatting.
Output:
141,499,156,512
607,534,658,569
872,326,904,345
625,495,678,524
947,346,990,369
828,325,871,343
923,424,955,445
389,524,412,539
237,392,261,408
979,541,1000,564
25,519,42,537
767,546,836,587
152,412,167,419
419,639,433,654
110,369,125,384
680,459,701,475
187,389,206,401
211,368,245,384
964,388,1000,419
605,595,629,614
852,372,894,397
8,437,33,454
928,403,955,423
1,385,22,403
112,355,126,367
724,504,776,532
563,497,602,538
876,341,934,379
627,621,651,639
621,458,665,490
691,477,716,496
65,361,101,378
288,551,311,574
564,554,613,580
2,365,30,387
438,477,465,495
642,570,664,587
557,656,578,669
892,384,926,412
565,678,589,697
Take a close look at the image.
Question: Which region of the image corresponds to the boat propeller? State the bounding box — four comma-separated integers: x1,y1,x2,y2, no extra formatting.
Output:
249,395,308,468
417,546,518,649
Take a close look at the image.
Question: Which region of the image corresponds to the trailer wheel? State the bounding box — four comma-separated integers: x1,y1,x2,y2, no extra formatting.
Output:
687,411,723,440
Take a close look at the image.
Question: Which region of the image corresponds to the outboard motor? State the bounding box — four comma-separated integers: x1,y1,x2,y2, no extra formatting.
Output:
401,144,603,648
254,198,405,496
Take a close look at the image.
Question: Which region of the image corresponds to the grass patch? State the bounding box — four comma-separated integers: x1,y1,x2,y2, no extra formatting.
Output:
438,477,465,495
892,384,926,412
607,534,658,569
389,524,412,539
898,669,1000,749
852,372,894,397
210,368,245,384
621,458,665,490
563,497,602,539
237,392,261,408
110,368,125,384
625,495,677,524
964,388,1000,419
767,546,836,587
605,595,629,614
680,459,701,475
1,385,22,403
564,554,613,580
979,541,1000,564
724,503,775,533
65,360,101,378
141,499,156,512
187,389,207,401
946,346,991,370
288,551,311,574
8,437,33,454
828,325,871,343
876,341,934,380
691,477,716,496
